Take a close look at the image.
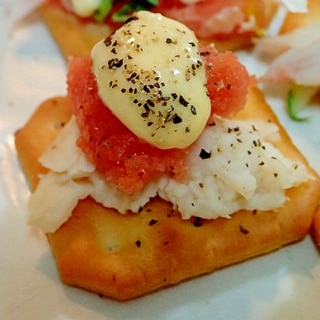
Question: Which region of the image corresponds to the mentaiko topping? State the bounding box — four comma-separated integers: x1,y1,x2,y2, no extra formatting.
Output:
91,11,211,149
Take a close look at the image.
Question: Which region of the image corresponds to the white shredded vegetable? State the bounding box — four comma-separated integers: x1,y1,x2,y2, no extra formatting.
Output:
256,22,320,86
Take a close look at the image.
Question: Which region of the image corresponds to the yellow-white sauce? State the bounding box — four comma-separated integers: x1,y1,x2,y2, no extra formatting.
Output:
91,11,211,149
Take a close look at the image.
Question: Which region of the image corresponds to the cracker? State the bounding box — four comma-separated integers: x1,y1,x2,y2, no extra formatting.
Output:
15,87,320,300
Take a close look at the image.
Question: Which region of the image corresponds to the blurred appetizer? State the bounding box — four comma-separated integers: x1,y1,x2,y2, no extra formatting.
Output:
255,0,320,121
35,0,308,57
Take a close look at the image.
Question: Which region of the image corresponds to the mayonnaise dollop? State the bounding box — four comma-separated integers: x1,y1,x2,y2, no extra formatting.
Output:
91,11,211,149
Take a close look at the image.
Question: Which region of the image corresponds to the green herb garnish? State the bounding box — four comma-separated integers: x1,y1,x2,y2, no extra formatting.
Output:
287,84,317,121
113,0,159,22
94,0,113,22
92,0,159,23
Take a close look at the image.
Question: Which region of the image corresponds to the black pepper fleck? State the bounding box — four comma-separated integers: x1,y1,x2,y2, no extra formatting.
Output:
200,51,210,56
199,148,211,159
193,217,203,227
239,225,249,235
103,36,112,46
172,114,182,124
179,95,189,107
190,105,197,115
108,58,123,69
149,219,158,226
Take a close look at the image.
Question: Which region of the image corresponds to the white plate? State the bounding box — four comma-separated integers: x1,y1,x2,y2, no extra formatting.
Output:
1,5,320,320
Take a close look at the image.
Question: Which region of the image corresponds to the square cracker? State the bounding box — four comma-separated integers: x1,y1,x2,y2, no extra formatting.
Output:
15,87,320,300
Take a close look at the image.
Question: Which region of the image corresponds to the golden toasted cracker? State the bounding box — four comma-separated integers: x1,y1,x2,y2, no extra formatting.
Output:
15,87,320,300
